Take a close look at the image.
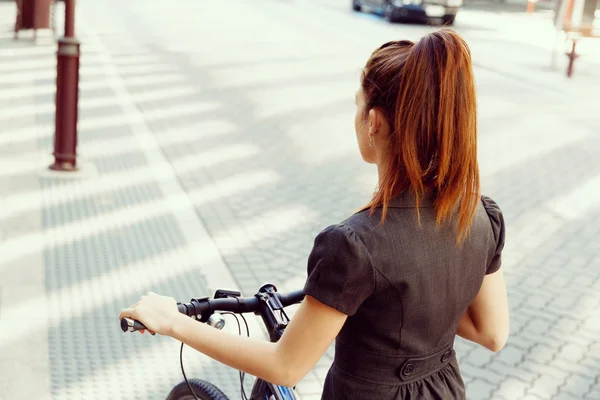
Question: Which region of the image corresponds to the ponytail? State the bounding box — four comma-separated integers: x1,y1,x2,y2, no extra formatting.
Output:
362,29,480,242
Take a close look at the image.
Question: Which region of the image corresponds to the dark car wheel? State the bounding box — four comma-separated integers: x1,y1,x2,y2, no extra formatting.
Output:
442,15,456,25
352,0,362,11
384,4,397,22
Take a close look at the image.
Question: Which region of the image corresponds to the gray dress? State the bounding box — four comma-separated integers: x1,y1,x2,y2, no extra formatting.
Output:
304,194,505,400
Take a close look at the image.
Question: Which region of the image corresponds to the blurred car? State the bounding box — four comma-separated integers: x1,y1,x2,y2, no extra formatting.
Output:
352,0,462,25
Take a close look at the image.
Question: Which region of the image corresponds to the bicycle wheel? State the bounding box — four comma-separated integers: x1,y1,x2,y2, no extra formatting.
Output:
166,379,229,400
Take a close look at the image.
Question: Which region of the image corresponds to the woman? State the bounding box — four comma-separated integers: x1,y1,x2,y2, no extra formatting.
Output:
120,29,509,399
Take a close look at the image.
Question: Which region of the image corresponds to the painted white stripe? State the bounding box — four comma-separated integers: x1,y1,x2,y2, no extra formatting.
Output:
0,246,220,344
0,86,199,120
0,120,239,215
0,204,313,347
0,73,188,106
0,169,279,267
478,113,591,178
0,62,175,84
214,206,318,254
547,173,600,219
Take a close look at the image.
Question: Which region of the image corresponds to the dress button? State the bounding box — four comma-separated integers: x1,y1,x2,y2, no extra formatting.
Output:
401,363,415,377
441,350,452,363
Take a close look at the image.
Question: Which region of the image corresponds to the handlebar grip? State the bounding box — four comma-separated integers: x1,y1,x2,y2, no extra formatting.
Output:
120,304,189,333
121,303,197,332
121,317,146,333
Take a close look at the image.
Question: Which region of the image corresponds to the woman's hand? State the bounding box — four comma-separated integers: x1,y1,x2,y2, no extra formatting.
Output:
119,292,181,336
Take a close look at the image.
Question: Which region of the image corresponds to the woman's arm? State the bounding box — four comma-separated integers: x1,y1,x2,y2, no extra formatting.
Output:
457,269,509,352
121,294,347,387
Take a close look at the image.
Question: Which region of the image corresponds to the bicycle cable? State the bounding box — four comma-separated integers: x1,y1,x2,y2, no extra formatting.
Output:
240,315,250,400
180,342,201,400
223,312,251,400
179,312,252,400
179,313,243,400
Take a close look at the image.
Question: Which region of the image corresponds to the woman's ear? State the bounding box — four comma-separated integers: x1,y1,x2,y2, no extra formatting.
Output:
368,109,378,134
368,108,390,138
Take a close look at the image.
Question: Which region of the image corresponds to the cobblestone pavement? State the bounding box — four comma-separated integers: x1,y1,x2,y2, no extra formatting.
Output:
1,0,599,399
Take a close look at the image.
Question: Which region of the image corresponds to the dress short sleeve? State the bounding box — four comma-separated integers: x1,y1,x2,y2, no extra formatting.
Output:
303,224,375,316
481,196,506,275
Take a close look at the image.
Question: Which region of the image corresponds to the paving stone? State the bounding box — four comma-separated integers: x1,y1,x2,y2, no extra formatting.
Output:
553,392,587,400
488,361,539,383
526,294,551,310
460,362,504,385
520,395,546,400
495,378,529,399
511,313,537,336
507,335,536,352
465,379,497,400
528,343,559,365
312,366,330,383
580,354,600,372
581,316,600,334
296,378,326,396
548,295,579,311
299,395,323,400
552,316,584,336
528,376,567,399
495,345,525,367
466,346,497,367
589,341,600,358
556,343,587,364
562,375,593,398
463,376,476,386
585,392,600,400
521,329,564,348
522,318,555,336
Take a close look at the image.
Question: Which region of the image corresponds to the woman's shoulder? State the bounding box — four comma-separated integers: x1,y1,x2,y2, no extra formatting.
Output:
480,195,502,213
338,208,378,237
311,209,376,254
305,211,378,316
478,196,506,275
480,196,504,234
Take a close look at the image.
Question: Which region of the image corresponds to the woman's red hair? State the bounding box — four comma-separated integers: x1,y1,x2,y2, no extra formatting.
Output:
362,29,480,242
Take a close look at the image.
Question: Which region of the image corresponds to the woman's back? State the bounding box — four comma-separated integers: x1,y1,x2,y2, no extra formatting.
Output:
305,194,505,399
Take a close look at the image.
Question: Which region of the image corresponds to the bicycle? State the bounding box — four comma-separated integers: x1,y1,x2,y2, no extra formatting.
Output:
121,283,306,400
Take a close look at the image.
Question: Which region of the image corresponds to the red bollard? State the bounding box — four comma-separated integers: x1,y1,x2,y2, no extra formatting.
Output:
50,0,81,172
14,0,55,40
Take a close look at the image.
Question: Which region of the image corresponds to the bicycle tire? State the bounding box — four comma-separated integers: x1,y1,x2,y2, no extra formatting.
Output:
166,379,229,400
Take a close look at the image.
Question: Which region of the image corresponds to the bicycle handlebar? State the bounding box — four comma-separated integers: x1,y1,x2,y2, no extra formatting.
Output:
120,290,305,333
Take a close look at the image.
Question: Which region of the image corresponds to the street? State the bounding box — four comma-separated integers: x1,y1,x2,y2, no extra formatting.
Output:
0,0,599,399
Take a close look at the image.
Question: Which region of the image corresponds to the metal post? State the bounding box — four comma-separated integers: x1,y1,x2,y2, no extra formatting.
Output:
566,38,578,78
50,0,80,171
